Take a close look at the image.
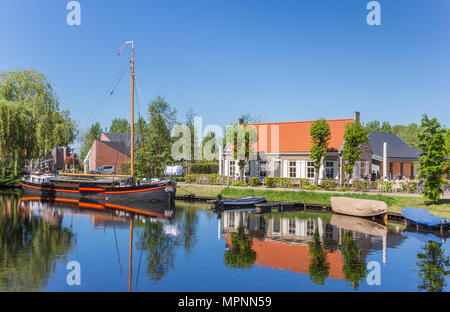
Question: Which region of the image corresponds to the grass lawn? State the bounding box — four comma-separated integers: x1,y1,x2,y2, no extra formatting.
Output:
177,184,450,219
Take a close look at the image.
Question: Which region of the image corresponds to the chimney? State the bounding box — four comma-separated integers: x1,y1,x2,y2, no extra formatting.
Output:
353,111,360,122
238,118,244,126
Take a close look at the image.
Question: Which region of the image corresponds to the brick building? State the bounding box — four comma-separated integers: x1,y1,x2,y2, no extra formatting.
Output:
83,132,140,174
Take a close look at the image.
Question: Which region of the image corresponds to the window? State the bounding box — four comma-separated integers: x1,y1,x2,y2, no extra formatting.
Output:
229,212,235,228
307,161,315,179
229,161,236,177
325,161,334,179
289,161,297,178
360,161,366,178
289,219,296,234
273,219,280,233
260,161,268,177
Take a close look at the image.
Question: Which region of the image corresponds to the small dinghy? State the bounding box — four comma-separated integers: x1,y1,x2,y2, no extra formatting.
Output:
211,195,266,210
330,197,388,217
401,207,449,229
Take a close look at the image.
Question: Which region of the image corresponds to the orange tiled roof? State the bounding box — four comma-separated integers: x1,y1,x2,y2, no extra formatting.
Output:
227,119,353,153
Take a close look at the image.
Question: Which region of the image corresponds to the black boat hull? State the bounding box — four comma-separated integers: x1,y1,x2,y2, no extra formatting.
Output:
20,179,176,207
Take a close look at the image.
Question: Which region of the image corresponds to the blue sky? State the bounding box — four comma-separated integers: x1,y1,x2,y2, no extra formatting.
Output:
1,0,449,139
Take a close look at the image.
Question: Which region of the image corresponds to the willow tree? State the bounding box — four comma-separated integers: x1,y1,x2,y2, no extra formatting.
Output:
310,119,331,185
0,70,77,180
0,194,75,291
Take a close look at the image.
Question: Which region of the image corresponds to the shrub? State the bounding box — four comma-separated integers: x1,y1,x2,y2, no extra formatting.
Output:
306,184,322,191
188,162,219,174
264,177,276,188
232,181,247,187
185,174,231,185
378,181,392,193
322,180,337,191
338,187,349,192
247,177,260,187
351,180,368,192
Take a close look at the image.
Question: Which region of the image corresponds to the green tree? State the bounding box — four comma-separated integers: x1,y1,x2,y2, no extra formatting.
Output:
309,119,331,185
0,70,77,180
393,123,420,148
225,123,257,180
364,120,381,134
108,117,131,133
340,232,367,290
308,231,330,285
416,241,450,292
79,122,102,160
380,121,393,133
342,121,369,184
224,224,257,269
417,114,448,203
135,96,177,178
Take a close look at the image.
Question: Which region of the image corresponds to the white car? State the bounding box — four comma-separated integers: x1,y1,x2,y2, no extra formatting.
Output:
92,165,116,175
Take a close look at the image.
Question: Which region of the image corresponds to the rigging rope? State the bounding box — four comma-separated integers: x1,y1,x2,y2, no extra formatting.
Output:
85,61,130,127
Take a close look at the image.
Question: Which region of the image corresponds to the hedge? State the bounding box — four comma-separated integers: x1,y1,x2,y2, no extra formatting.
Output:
188,162,219,174
264,177,310,189
247,177,260,187
185,174,232,185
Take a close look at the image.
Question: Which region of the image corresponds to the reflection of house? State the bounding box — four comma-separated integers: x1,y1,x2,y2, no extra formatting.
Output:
225,234,345,280
222,211,339,245
83,132,140,174
221,211,407,273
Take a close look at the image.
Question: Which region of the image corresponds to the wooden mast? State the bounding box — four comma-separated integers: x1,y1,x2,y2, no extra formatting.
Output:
130,41,135,180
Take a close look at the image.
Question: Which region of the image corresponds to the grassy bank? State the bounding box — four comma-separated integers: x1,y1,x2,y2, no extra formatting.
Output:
177,184,450,219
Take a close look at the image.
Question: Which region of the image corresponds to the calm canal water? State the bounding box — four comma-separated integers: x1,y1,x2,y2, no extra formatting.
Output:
0,191,448,292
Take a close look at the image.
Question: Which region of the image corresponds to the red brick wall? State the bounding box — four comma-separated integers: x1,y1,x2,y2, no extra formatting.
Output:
89,140,130,174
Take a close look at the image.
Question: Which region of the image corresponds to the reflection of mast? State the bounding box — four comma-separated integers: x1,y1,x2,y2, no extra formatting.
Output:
218,215,222,241
129,215,134,292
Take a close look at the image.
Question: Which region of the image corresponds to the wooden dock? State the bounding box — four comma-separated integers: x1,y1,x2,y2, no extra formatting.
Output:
175,194,406,222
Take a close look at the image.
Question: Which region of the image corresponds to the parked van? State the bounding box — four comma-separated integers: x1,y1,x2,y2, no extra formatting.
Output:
92,165,116,175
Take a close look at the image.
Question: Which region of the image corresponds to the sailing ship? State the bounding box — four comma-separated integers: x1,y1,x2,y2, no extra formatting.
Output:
20,41,176,205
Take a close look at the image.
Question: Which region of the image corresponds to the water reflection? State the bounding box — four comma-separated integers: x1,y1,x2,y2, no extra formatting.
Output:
224,223,257,269
136,220,176,282
1,191,448,292
416,241,450,292
0,194,75,291
221,210,407,286
308,231,330,285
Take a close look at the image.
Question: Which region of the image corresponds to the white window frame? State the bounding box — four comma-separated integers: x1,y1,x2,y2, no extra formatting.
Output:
289,161,297,178
306,161,315,179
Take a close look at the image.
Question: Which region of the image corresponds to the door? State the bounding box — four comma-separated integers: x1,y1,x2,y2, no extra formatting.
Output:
274,160,281,177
